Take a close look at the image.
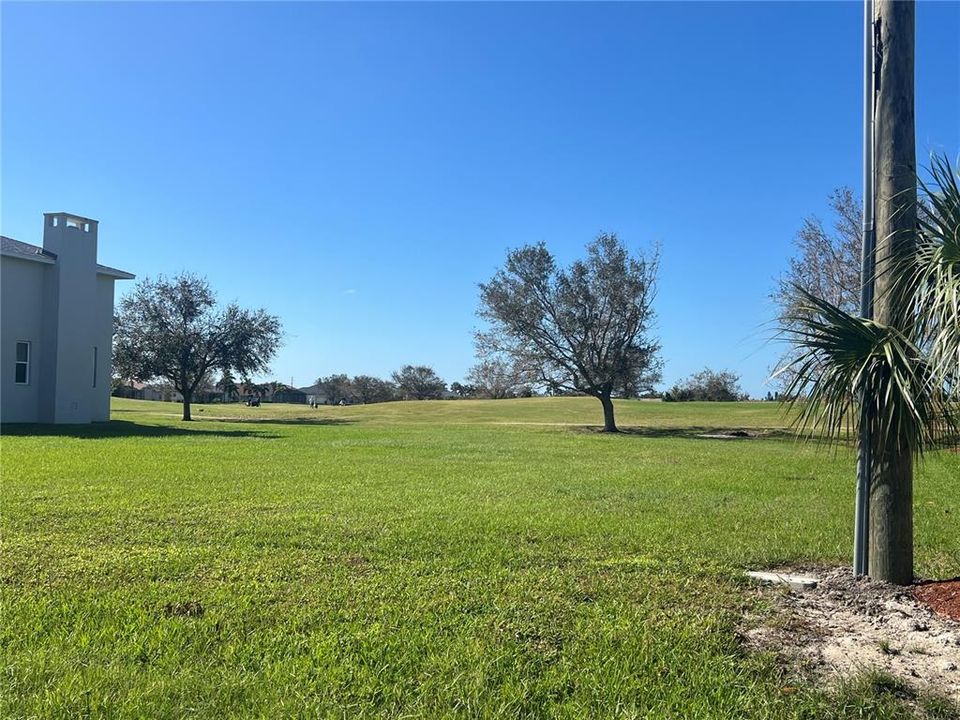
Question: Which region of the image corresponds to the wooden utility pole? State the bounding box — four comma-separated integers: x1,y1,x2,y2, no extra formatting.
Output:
868,0,917,585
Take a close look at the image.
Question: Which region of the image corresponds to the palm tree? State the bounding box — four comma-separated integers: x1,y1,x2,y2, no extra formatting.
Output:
776,155,959,584
216,370,239,401
905,155,960,393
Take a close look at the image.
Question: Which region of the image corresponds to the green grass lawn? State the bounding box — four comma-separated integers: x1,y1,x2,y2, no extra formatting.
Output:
3,397,958,719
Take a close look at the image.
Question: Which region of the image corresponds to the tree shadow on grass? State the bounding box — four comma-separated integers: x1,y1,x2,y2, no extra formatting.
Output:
0,420,280,440
587,426,958,451
112,404,172,413
197,417,356,427
570,425,799,440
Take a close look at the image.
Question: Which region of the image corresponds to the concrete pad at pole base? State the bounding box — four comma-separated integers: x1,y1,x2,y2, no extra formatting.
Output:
745,571,819,591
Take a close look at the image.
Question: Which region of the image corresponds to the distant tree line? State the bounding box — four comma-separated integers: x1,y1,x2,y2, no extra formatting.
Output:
311,361,548,404
448,358,533,399
662,368,749,402
309,365,449,404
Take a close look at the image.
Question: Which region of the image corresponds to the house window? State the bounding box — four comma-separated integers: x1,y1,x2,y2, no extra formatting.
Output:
15,341,30,384
93,346,98,387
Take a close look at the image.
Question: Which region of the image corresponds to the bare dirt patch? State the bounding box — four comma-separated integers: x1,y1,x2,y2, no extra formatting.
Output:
744,566,960,702
697,429,759,439
163,600,205,618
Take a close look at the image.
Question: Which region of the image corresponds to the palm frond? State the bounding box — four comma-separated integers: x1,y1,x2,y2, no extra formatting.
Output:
774,287,957,456
894,154,960,396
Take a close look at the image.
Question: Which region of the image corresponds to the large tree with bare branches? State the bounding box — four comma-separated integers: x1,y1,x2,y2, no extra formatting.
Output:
478,233,661,432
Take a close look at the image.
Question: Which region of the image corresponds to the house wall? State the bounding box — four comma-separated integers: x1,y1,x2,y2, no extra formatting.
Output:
0,258,47,422
93,275,117,421
143,387,166,402
38,248,60,422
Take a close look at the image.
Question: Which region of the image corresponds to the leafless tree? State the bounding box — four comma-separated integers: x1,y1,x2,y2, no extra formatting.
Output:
774,187,863,318
772,188,862,387
466,358,526,399
478,234,661,432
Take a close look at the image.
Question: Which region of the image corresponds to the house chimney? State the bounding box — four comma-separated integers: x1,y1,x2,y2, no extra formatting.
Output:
42,212,99,263
39,212,101,423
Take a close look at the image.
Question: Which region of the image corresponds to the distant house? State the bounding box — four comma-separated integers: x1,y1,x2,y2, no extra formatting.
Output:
271,387,307,404
113,381,174,402
1,213,135,423
111,382,141,400
298,383,330,406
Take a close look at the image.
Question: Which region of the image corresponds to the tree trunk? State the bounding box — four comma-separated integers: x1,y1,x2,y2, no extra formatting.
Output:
598,393,618,433
868,0,916,585
182,392,193,421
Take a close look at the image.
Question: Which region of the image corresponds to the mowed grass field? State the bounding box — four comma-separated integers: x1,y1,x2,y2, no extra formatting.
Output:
2,397,958,719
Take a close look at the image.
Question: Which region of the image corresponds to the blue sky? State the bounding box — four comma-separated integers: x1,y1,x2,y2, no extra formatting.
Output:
3,2,958,395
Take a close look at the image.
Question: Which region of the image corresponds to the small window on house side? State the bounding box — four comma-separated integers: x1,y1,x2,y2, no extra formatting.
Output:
15,342,30,384
93,346,98,387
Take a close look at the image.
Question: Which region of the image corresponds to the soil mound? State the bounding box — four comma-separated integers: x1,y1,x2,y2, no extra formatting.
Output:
744,566,960,702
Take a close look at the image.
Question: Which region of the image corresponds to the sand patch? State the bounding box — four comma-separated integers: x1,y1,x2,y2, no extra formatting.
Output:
744,566,960,702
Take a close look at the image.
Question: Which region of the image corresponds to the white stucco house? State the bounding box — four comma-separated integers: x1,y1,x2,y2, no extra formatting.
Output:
1,213,134,424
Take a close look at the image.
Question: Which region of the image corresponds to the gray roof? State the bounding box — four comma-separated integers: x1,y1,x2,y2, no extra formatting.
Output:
1,235,135,279
95,262,135,280
1,236,55,264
